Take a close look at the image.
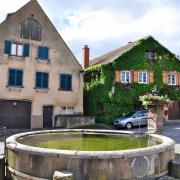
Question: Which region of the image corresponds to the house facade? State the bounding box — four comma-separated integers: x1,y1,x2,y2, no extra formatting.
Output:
0,0,83,129
83,36,180,123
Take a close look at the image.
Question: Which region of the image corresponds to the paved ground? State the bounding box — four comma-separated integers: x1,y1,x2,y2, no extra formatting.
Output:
126,122,180,153
0,123,180,179
0,142,4,156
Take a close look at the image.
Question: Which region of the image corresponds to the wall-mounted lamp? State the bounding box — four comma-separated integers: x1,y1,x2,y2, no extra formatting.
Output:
112,82,115,95
13,102,17,106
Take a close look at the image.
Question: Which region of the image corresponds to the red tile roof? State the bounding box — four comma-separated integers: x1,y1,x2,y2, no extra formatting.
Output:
89,43,134,66
89,36,153,67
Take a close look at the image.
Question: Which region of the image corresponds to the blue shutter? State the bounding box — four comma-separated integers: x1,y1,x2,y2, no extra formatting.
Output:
38,46,49,60
23,44,30,57
8,69,15,86
36,72,41,87
16,70,23,86
43,73,48,88
61,75,66,90
4,40,11,55
67,75,72,90
60,74,72,91
8,69,23,86
38,46,42,59
44,47,49,59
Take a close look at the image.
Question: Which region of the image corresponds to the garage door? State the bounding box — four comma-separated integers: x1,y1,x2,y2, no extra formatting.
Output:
0,100,31,129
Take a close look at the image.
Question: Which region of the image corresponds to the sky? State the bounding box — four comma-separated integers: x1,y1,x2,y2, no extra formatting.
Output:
0,0,180,63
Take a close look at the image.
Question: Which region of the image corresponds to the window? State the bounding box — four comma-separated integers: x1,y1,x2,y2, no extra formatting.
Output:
145,51,156,59
4,40,30,57
60,74,72,91
11,42,23,56
8,69,23,87
134,111,148,118
121,71,131,83
138,72,148,84
21,18,41,41
60,107,74,115
35,72,49,89
38,46,49,60
168,73,176,85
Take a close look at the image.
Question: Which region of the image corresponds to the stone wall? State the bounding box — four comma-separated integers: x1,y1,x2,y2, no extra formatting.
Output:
54,115,95,128
6,130,175,180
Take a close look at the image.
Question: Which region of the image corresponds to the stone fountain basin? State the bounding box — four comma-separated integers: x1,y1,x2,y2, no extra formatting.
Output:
6,129,175,180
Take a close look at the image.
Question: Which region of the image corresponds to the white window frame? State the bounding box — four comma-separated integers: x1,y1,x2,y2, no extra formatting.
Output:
167,73,176,85
138,71,148,84
60,106,74,115
121,71,131,83
11,42,23,56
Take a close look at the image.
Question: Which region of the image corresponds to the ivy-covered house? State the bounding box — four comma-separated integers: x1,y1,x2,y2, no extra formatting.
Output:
83,36,180,123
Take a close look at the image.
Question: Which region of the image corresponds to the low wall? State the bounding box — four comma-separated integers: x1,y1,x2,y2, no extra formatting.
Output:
0,155,5,180
54,115,95,128
6,130,175,180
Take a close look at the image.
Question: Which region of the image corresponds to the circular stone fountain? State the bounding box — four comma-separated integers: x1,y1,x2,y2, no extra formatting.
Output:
6,129,175,180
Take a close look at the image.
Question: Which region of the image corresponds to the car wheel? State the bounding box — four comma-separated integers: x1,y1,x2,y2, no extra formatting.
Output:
126,122,133,129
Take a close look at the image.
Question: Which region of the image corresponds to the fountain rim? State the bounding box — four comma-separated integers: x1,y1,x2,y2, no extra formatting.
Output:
6,129,175,159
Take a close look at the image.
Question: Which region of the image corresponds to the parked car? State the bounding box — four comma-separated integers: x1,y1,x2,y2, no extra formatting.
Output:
113,110,148,129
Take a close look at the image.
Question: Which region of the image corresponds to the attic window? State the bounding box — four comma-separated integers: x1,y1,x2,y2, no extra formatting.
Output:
145,50,156,60
20,18,41,41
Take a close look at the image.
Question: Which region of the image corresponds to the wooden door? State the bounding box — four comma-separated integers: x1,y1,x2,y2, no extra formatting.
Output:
169,100,180,120
43,106,53,128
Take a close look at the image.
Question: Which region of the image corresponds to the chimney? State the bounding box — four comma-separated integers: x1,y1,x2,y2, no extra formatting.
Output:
82,45,89,69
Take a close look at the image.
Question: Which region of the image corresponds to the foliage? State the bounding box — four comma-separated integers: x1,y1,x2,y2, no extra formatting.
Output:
139,94,174,108
84,36,180,123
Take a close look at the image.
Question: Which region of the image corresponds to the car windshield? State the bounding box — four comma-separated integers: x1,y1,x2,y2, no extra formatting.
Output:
124,111,135,117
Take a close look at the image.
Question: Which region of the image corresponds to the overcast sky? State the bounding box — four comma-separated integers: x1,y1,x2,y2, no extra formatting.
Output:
0,0,180,63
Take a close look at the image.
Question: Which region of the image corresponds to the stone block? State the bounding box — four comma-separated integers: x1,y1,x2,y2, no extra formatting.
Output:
169,158,180,178
53,171,73,180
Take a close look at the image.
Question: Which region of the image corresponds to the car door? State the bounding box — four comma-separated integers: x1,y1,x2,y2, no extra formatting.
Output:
141,111,148,125
132,111,143,126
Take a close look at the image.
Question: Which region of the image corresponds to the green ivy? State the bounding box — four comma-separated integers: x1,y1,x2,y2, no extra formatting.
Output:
84,37,180,123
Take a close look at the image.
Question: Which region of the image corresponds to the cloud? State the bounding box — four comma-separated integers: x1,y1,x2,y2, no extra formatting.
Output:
0,0,180,62
59,5,180,61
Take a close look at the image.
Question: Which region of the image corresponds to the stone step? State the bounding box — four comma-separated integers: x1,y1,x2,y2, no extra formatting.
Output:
169,158,180,179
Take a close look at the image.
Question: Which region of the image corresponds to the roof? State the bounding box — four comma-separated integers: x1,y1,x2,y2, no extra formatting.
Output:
89,36,152,67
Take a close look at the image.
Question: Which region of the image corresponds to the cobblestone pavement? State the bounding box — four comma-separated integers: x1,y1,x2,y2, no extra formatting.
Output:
158,175,179,180
0,142,4,156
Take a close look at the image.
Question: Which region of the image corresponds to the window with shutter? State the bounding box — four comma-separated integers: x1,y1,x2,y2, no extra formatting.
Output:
148,71,154,84
38,46,49,60
60,74,72,91
162,71,167,84
115,71,121,82
35,72,49,89
8,69,23,87
138,71,148,84
23,44,30,57
4,40,11,55
167,73,176,85
121,71,131,83
4,41,30,57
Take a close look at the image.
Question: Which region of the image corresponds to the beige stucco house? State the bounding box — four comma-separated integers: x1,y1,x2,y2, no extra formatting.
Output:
0,0,83,129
